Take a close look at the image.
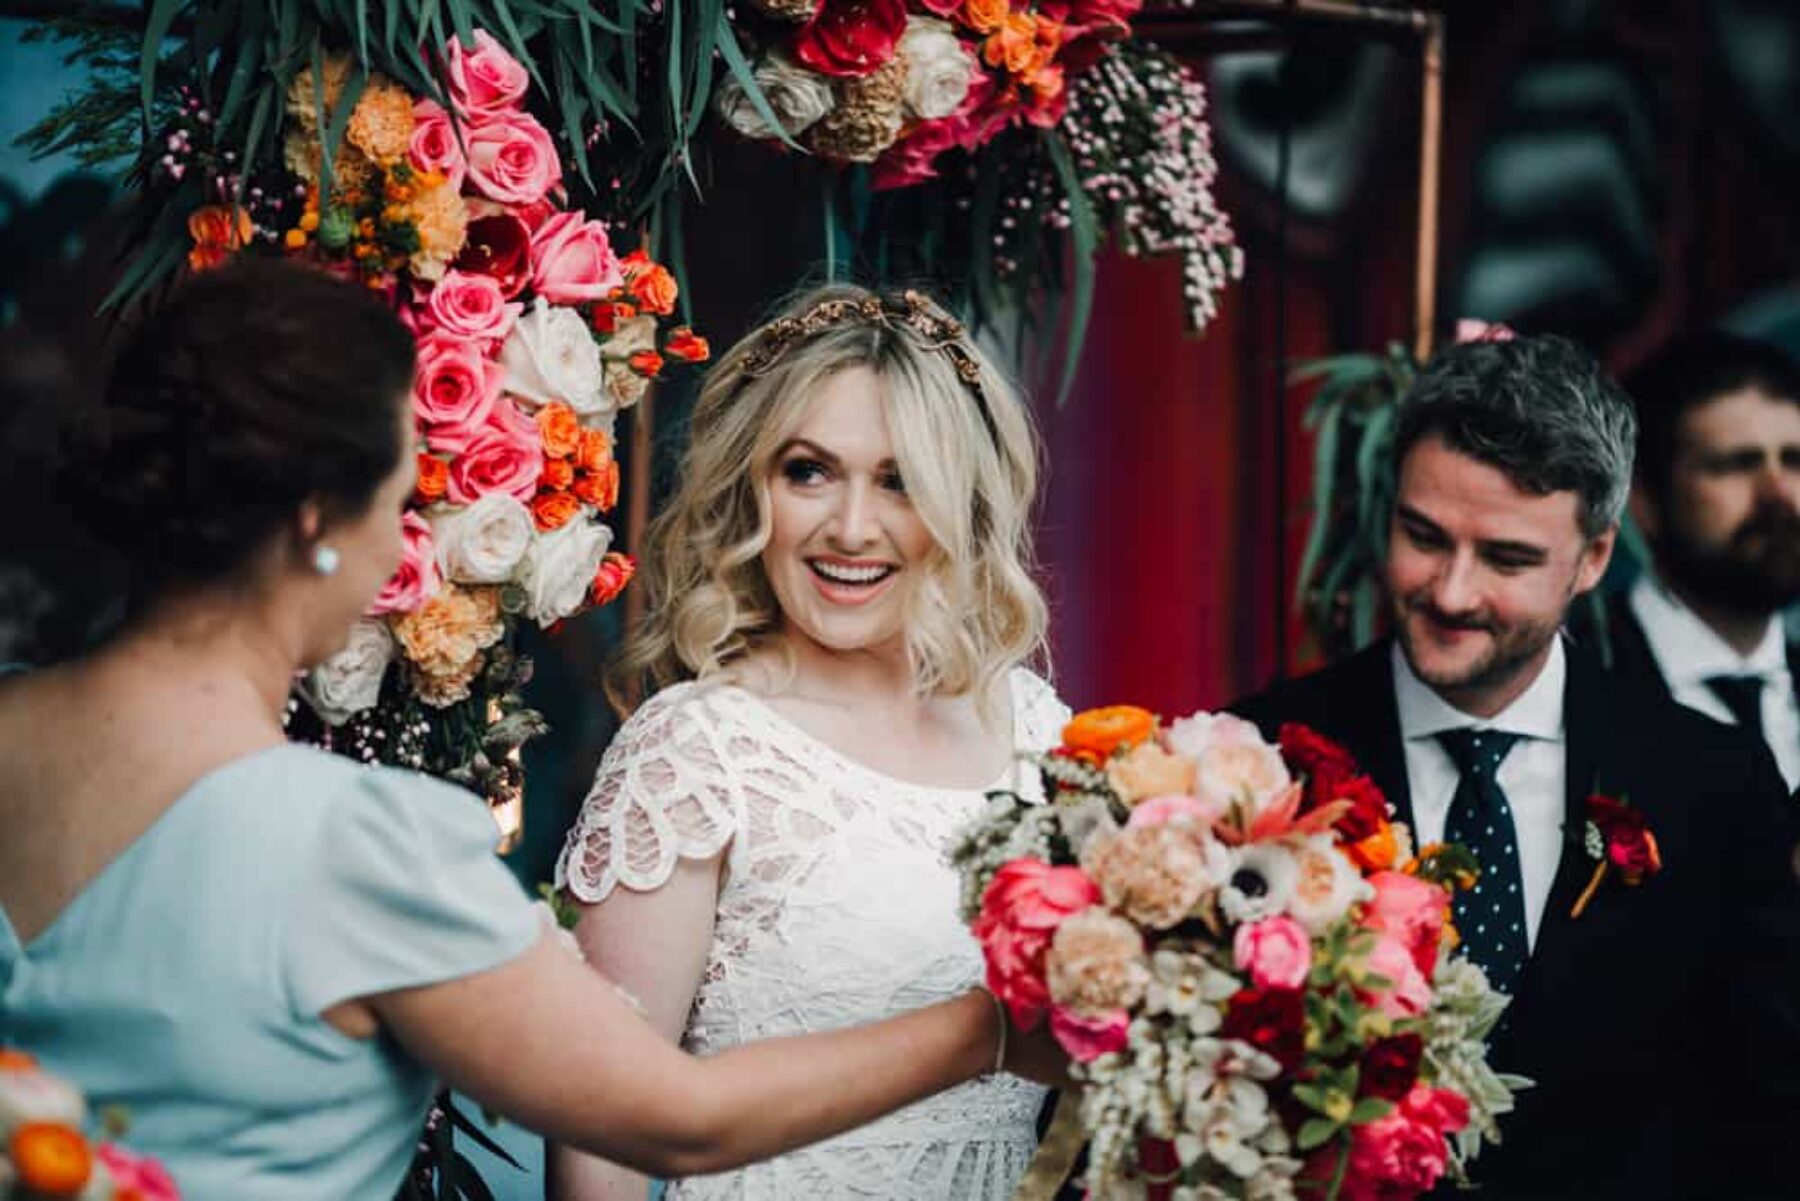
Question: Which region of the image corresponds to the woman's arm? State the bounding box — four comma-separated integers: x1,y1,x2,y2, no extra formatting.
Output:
545,856,723,1199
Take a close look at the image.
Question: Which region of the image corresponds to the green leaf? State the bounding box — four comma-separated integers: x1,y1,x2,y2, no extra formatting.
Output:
713,17,796,150
1298,1117,1339,1152
138,0,184,128
1349,1097,1393,1125
217,3,268,132
1045,128,1096,407
1296,397,1343,614
1292,1082,1330,1112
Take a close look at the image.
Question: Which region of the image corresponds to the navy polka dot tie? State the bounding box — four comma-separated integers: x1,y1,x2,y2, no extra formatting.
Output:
1436,729,1527,1004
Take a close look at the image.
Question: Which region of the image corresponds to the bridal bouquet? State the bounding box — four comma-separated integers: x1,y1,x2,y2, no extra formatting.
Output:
1,1050,178,1201
951,707,1523,1199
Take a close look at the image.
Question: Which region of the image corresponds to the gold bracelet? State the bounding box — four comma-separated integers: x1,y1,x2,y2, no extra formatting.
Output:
980,987,1007,1075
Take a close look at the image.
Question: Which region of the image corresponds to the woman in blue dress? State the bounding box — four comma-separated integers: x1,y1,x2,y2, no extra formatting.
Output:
0,259,1060,1199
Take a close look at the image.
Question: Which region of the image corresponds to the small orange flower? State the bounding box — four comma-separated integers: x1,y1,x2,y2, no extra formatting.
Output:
574,460,621,511
537,402,581,458
628,349,665,378
0,1048,39,1071
11,1122,93,1194
589,299,638,335
627,263,679,316
187,204,254,271
531,489,582,531
540,458,575,491
1345,821,1399,873
963,0,1007,34
1061,705,1157,761
574,428,613,474
591,551,636,606
984,12,1040,75
618,248,653,277
664,327,711,363
415,453,449,503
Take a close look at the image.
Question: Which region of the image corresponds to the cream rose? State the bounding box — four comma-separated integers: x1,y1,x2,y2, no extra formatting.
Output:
899,18,972,120
519,516,612,624
1286,832,1374,934
715,52,836,139
301,619,395,725
431,493,534,584
501,300,606,415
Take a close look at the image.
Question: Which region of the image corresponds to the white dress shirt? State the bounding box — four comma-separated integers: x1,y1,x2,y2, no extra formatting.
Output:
1392,639,1567,949
1629,571,1800,789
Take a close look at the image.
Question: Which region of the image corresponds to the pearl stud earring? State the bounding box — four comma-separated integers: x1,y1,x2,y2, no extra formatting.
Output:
312,544,341,576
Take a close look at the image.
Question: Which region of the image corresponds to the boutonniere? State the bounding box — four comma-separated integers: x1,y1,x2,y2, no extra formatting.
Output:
1570,793,1662,919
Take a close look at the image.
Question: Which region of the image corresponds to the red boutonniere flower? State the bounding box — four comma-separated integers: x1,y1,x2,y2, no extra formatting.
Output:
1570,794,1662,919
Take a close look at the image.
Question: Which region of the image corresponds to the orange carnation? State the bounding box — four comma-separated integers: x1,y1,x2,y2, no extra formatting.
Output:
984,12,1040,74
664,327,711,363
540,458,575,491
11,1122,93,1194
1061,705,1157,761
591,551,636,606
627,263,679,316
574,460,621,511
415,453,449,503
187,204,254,271
531,490,582,531
628,349,665,378
537,402,581,458
574,428,613,474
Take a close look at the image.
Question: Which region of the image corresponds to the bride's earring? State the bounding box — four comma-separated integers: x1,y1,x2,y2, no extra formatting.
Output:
311,544,341,576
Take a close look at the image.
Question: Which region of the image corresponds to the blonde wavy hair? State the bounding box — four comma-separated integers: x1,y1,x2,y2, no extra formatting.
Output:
614,283,1048,718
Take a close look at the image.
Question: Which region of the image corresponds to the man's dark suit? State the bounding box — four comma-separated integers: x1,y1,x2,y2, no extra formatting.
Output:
1232,639,1800,1201
1598,589,1800,719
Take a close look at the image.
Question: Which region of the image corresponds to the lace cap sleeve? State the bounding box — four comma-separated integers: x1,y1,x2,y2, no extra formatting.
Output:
1012,667,1072,748
554,683,741,904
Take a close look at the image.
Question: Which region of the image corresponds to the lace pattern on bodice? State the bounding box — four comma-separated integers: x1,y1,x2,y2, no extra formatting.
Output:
556,670,1069,1199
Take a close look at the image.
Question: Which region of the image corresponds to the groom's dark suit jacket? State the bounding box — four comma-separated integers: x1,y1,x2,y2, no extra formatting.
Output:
1231,639,1800,1201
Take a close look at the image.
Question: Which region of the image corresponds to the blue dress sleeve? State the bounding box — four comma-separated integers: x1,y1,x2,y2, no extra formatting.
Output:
282,767,541,1018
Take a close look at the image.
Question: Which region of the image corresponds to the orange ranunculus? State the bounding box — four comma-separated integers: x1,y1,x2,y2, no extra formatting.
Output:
530,489,582,531
664,327,711,363
415,453,449,503
627,263,679,316
963,0,1007,35
1346,821,1399,873
574,428,613,474
591,551,636,606
589,299,637,335
0,1048,39,1070
628,349,665,378
984,12,1039,74
11,1122,93,1194
573,460,621,512
537,402,581,458
188,204,253,271
1061,705,1157,761
539,458,575,491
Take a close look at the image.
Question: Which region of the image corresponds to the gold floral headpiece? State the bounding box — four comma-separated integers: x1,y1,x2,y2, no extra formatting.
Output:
740,289,997,442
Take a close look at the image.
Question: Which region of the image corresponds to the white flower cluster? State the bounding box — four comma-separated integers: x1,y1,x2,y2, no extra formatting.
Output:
948,791,1062,920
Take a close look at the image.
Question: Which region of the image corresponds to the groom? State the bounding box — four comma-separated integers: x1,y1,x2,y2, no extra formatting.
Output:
1233,333,1800,1199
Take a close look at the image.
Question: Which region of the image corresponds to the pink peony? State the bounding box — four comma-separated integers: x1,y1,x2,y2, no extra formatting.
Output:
1364,932,1432,1019
529,212,624,305
1339,1085,1470,1201
418,270,522,346
445,29,529,118
972,859,1102,1027
409,99,466,192
1049,1005,1130,1063
413,334,504,454
1125,793,1222,831
370,511,442,616
1361,870,1448,980
465,110,562,207
1233,915,1313,990
96,1144,180,1201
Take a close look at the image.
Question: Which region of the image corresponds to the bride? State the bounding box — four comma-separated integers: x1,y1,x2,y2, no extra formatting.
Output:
551,286,1068,1199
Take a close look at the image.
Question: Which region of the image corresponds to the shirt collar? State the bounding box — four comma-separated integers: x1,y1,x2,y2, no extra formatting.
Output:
1392,636,1567,745
1629,570,1788,683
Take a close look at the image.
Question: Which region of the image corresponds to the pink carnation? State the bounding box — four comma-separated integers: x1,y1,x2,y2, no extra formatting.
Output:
529,211,624,305
409,99,466,192
1233,916,1312,990
1049,1006,1129,1063
413,334,504,455
1339,1085,1470,1201
1361,870,1449,980
369,511,441,616
418,270,522,346
465,109,562,207
446,29,529,118
1125,793,1222,831
96,1144,180,1201
972,859,1101,1028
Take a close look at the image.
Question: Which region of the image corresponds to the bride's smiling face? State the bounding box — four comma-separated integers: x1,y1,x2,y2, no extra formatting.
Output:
761,366,936,658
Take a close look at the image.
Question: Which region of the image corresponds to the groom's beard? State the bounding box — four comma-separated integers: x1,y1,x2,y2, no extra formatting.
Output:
1658,498,1800,617
1390,590,1562,703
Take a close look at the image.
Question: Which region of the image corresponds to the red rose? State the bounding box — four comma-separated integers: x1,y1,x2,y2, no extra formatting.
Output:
455,214,533,299
1219,985,1306,1070
1359,1033,1424,1102
1331,773,1391,842
1588,796,1662,881
1279,722,1359,779
794,0,909,78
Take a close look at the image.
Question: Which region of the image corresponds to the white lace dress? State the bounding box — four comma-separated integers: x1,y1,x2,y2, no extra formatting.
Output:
555,668,1069,1200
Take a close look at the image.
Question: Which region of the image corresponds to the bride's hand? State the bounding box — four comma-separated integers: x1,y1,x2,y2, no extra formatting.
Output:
1000,1011,1074,1088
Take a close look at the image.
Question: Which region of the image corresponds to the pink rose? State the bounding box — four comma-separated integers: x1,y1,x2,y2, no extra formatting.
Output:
409,99,466,191
529,211,624,305
1364,933,1432,1019
1339,1085,1470,1201
418,270,522,346
872,119,959,191
95,1144,180,1201
414,334,504,454
1361,870,1449,979
465,110,562,207
1454,317,1517,344
370,511,442,615
972,859,1102,1027
448,423,544,505
446,29,529,117
1049,1006,1129,1063
1126,793,1222,831
1233,916,1313,990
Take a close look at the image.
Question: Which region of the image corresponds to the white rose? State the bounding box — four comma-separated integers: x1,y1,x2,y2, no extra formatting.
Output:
501,300,606,415
600,313,658,361
715,52,835,139
300,619,395,725
602,360,652,411
431,493,534,584
899,18,972,121
518,517,612,625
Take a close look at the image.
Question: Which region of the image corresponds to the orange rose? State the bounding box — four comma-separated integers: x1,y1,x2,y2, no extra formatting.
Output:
618,248,653,277
574,428,613,473
187,204,253,271
540,458,575,491
574,460,621,511
591,551,636,606
589,299,637,335
537,402,581,458
664,326,711,363
628,349,665,378
963,0,1007,35
627,263,679,316
531,489,582,531
984,12,1039,74
415,453,449,503
11,1122,93,1194
1062,705,1157,761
